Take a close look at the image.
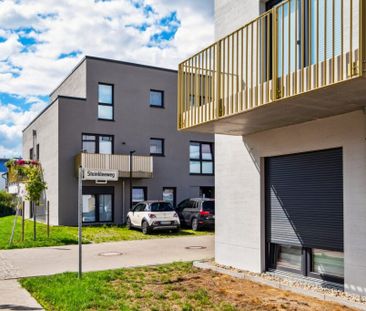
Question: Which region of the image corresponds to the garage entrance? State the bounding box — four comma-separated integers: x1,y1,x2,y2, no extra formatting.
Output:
265,148,344,283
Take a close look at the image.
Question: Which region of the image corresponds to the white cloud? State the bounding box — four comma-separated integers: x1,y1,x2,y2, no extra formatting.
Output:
0,0,214,97
0,0,214,157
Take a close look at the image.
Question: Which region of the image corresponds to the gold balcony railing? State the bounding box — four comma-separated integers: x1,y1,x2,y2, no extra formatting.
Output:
75,153,153,179
178,0,366,131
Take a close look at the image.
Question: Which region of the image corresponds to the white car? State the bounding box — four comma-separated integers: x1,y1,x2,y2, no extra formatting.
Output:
126,201,180,234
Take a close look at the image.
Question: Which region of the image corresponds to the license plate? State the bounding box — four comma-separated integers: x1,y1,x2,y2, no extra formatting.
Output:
160,221,171,225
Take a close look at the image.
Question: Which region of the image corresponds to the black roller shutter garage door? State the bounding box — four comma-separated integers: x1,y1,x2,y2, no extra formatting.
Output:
265,148,343,252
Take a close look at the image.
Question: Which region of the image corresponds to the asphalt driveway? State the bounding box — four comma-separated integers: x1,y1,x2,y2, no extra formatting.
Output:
0,235,214,279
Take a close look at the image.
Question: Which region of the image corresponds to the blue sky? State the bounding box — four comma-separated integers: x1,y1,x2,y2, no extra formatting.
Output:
0,0,214,157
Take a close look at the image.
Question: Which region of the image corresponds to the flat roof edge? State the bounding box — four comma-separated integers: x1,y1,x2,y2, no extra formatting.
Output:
23,95,86,133
85,56,178,73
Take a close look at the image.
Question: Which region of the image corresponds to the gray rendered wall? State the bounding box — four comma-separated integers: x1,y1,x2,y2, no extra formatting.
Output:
57,58,214,226
50,60,87,102
22,101,59,224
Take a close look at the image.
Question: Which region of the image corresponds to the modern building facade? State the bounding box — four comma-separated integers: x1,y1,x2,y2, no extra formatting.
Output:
23,56,214,226
177,0,366,296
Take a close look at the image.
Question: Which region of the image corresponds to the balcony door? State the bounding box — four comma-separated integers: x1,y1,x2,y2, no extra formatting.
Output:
275,0,342,77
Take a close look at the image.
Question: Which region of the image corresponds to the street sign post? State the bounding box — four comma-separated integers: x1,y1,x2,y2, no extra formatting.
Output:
78,166,83,279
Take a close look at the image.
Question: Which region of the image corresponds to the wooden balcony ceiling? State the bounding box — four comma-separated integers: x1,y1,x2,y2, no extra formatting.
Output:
182,76,366,136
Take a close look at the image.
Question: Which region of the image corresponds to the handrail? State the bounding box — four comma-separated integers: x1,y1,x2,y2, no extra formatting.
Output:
178,0,364,130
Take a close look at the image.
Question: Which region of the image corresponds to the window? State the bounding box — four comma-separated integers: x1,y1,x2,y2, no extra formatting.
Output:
311,249,344,279
150,90,164,108
132,187,147,204
82,134,113,154
150,202,174,212
200,187,215,199
150,138,164,156
163,187,176,207
29,148,33,160
82,187,113,223
133,203,147,212
98,83,113,120
190,142,214,175
268,244,344,283
36,144,40,160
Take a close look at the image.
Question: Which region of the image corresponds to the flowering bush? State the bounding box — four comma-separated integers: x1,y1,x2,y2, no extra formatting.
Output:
5,158,47,204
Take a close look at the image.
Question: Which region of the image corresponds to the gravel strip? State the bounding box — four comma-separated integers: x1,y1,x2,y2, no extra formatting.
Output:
194,260,366,311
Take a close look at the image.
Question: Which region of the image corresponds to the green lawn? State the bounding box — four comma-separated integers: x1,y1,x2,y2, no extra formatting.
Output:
20,263,226,311
0,216,213,250
20,262,350,311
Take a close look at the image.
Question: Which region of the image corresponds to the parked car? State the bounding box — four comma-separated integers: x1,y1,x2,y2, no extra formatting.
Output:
176,198,215,231
126,201,180,234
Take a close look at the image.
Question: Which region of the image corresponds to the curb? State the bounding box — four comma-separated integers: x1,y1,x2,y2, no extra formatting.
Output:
193,261,366,311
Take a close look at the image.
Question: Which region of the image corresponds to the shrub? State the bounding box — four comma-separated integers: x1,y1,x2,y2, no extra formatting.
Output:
0,190,16,217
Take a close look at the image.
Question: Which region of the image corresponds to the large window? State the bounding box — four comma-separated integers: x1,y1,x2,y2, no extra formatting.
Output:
82,134,113,154
269,243,344,283
98,83,114,120
150,90,164,108
82,187,113,223
132,187,147,204
150,138,164,156
189,142,214,175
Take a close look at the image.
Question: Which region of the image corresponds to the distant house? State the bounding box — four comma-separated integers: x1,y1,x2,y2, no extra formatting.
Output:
0,159,8,190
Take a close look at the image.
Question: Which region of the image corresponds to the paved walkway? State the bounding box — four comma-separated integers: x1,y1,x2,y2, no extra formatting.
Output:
0,235,214,310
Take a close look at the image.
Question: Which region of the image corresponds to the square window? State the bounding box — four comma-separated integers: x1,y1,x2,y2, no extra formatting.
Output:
98,84,113,104
202,161,214,174
190,161,201,174
150,90,164,107
189,142,214,175
98,105,113,120
150,138,164,156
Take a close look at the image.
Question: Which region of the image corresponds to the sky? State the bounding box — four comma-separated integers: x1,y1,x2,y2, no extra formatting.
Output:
0,0,214,158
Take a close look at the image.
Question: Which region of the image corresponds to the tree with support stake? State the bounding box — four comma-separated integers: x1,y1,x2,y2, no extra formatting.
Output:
5,159,47,246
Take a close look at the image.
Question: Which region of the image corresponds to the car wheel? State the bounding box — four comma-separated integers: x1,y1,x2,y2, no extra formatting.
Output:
191,218,199,231
142,220,151,235
126,217,132,230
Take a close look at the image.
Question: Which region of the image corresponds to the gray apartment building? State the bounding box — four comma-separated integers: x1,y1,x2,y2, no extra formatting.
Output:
23,56,214,226
177,0,366,296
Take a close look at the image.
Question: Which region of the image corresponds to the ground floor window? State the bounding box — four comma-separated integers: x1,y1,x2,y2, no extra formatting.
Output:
132,187,147,204
162,187,176,207
199,186,215,199
268,243,344,283
82,187,113,223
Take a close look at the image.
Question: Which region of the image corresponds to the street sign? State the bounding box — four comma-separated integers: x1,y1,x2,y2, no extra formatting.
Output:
82,169,118,181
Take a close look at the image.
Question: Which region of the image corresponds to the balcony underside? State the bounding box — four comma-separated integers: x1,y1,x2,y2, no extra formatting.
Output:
181,76,366,136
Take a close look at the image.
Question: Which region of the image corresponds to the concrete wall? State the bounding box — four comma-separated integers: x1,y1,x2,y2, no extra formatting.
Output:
214,0,264,40
50,60,87,102
214,0,366,296
22,102,59,224
56,58,214,226
216,110,366,295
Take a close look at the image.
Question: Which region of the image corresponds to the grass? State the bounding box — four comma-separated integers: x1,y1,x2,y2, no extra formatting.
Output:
0,216,213,250
20,262,353,311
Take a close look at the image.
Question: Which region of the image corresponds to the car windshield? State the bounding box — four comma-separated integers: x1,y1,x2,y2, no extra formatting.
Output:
202,201,215,212
150,202,174,212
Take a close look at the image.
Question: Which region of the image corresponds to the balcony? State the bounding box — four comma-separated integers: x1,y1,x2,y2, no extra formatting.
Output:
75,153,153,179
178,0,366,135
